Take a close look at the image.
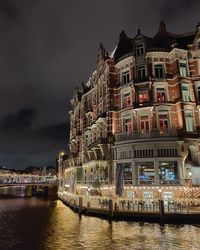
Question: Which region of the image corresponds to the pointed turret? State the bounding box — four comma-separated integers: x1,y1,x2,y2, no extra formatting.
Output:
98,43,106,60
159,20,167,33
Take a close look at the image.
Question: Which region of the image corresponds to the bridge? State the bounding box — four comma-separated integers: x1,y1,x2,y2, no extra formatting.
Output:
0,173,57,186
0,174,58,196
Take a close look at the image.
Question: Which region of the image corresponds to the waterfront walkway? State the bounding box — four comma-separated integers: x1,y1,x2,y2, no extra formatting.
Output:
58,191,200,223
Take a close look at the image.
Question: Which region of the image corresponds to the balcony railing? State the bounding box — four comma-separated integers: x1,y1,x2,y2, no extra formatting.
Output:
177,129,200,139
134,76,150,83
85,137,109,151
115,128,178,141
159,179,184,185
134,101,153,108
123,179,184,186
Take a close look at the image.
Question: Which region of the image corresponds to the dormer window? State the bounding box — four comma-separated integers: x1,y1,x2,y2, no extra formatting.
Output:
136,44,144,56
154,64,165,78
122,70,130,85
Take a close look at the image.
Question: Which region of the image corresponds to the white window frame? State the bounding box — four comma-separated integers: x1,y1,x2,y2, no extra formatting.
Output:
137,65,146,79
185,111,195,132
154,63,165,79
122,70,130,85
138,88,148,103
195,81,200,102
179,60,188,77
155,87,166,102
122,92,131,109
157,112,170,131
140,115,150,133
123,117,132,134
181,83,191,102
136,43,145,56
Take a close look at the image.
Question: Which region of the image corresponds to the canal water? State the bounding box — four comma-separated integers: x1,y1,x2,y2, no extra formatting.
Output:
0,197,200,250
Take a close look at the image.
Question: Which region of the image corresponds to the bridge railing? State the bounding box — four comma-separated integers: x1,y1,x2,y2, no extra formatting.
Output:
0,175,57,186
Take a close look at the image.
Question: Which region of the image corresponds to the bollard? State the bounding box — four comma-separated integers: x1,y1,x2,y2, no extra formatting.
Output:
87,201,90,208
127,200,130,210
109,199,113,218
159,199,165,220
79,196,83,215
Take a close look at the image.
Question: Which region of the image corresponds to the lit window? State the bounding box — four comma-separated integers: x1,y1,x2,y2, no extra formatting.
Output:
158,114,168,131
155,64,165,78
123,164,132,184
156,87,166,102
179,62,188,77
137,66,146,79
185,111,194,132
159,161,178,184
181,83,190,102
122,71,130,85
124,118,132,133
140,115,149,133
136,44,144,56
138,88,148,103
136,162,155,185
123,93,131,109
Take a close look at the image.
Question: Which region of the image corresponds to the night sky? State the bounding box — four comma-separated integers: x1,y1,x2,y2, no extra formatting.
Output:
0,0,200,169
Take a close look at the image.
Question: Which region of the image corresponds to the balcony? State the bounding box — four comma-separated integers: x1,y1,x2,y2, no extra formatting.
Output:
159,179,184,185
134,76,150,83
115,128,178,142
123,179,184,186
85,137,109,151
177,129,200,139
134,101,153,108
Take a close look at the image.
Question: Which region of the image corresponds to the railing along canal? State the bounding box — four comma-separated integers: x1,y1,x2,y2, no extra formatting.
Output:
58,191,200,214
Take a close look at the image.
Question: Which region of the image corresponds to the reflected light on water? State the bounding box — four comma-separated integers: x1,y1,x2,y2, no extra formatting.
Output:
0,198,200,250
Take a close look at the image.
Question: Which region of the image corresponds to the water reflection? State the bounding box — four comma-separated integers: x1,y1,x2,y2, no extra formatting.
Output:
0,198,200,250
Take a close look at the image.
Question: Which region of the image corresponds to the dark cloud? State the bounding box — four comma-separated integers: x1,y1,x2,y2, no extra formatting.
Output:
0,0,199,169
38,123,69,141
0,1,19,20
1,108,36,131
159,0,200,21
0,121,69,169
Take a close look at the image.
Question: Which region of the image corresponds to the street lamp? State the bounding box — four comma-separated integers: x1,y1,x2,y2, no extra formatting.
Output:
58,152,65,189
158,188,162,199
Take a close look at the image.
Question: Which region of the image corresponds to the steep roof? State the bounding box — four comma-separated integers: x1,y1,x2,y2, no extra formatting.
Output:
114,30,133,62
147,21,196,51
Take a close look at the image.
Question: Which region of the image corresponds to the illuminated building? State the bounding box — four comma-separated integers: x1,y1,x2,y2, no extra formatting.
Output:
59,21,200,200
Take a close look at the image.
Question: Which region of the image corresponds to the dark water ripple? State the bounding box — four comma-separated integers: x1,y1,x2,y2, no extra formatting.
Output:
0,198,200,250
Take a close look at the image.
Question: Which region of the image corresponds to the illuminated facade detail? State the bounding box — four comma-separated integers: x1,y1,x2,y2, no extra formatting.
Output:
59,21,200,199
